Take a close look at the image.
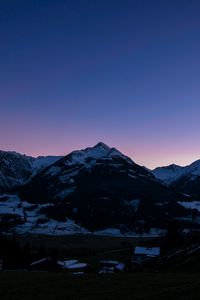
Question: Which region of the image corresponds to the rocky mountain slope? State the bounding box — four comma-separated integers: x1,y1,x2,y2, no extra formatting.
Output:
0,151,33,193
0,150,62,193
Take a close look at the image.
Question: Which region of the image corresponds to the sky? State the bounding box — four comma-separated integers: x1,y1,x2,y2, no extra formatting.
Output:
1,0,200,168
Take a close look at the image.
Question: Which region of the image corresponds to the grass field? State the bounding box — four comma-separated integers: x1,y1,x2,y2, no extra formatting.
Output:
3,235,198,299
0,271,200,300
16,234,141,253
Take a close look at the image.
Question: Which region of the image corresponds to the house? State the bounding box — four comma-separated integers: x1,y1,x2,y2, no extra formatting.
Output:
99,260,125,274
57,259,88,274
132,246,160,265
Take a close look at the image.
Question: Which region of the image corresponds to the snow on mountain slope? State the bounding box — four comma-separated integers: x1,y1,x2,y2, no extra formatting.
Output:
31,155,63,175
152,160,200,185
152,160,200,198
152,164,183,185
64,142,133,166
0,150,63,193
184,160,200,177
0,151,33,192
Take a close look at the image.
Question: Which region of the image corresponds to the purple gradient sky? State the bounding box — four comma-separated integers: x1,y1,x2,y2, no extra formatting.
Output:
1,0,200,168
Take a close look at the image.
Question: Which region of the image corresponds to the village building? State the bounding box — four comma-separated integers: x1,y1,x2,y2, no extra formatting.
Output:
99,260,125,274
132,246,160,265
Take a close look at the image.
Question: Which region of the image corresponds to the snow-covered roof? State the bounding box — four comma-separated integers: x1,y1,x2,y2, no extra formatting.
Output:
30,257,50,266
66,263,87,269
58,260,87,269
58,260,78,268
134,246,160,256
115,263,125,271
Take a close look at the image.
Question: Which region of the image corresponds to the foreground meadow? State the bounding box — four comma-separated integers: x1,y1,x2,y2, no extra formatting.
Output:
0,272,200,300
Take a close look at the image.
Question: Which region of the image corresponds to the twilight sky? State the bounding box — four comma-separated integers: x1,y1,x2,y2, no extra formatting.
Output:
1,0,200,168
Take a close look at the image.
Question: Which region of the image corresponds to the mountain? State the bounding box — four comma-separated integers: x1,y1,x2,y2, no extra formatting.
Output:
0,143,196,235
152,160,200,198
0,150,62,193
18,142,189,232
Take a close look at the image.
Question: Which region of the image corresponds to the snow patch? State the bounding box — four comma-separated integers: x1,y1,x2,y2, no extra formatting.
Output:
56,188,76,198
125,199,140,212
178,201,200,212
46,166,61,176
31,156,63,175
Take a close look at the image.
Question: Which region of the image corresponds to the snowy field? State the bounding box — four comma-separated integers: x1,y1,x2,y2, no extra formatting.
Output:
0,194,167,237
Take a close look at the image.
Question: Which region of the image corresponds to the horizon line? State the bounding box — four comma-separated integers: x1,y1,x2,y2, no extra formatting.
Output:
1,142,200,170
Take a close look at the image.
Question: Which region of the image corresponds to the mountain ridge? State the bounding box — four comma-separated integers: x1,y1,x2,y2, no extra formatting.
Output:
152,160,200,198
0,150,63,193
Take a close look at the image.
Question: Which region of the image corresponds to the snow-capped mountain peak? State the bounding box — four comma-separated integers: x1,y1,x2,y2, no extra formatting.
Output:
63,142,130,166
93,142,111,150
